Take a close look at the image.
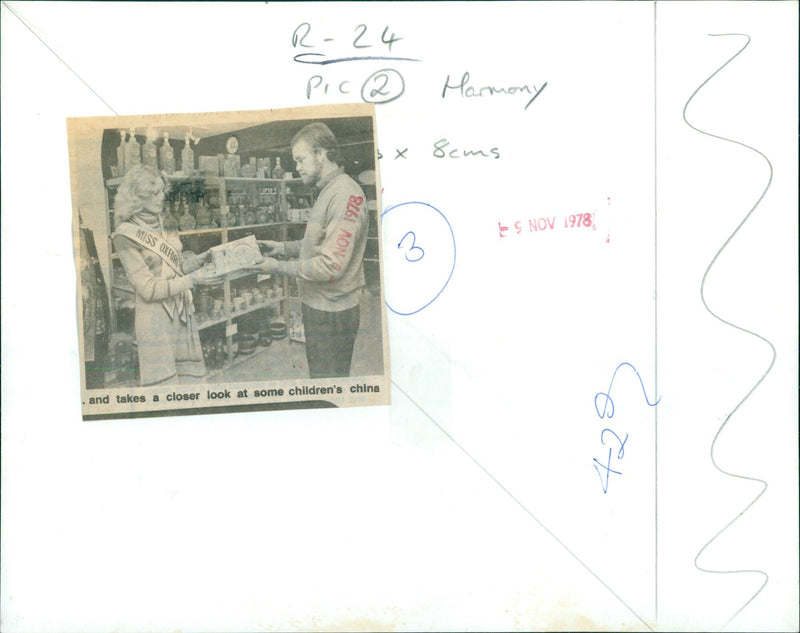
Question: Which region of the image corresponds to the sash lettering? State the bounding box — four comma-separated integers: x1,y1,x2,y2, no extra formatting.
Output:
116,223,183,276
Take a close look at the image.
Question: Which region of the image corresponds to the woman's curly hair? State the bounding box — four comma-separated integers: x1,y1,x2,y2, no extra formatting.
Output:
114,164,169,227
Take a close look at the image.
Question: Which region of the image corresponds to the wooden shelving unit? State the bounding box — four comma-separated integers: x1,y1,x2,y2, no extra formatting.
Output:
103,166,379,381
105,174,311,373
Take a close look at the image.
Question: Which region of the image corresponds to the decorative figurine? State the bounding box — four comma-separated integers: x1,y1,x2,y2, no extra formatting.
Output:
159,132,175,174
163,197,180,231
142,127,158,168
195,195,212,228
271,157,285,179
178,193,196,230
116,129,127,177
182,129,198,175
223,135,241,178
124,127,141,171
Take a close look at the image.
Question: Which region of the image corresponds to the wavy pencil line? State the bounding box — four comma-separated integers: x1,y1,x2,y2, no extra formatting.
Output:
682,33,775,628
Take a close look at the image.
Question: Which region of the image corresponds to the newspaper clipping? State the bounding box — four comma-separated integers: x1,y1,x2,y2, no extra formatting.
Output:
68,104,390,420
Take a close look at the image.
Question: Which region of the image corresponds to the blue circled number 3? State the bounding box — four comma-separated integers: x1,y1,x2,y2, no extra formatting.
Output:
398,231,424,262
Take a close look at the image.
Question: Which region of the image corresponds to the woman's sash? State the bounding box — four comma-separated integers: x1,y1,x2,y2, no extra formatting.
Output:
114,222,193,322
114,222,184,276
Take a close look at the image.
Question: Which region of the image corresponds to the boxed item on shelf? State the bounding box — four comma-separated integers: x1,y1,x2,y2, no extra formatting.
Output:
288,311,305,342
206,235,262,276
198,155,219,177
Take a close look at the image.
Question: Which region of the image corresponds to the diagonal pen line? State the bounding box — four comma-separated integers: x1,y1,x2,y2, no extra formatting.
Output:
391,379,655,632
2,1,118,115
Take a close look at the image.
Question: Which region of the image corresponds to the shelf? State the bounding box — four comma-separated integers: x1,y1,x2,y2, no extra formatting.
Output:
203,336,296,379
225,222,292,231
230,296,284,319
175,224,239,235
226,270,259,283
195,296,284,330
363,258,379,263
196,313,230,330
105,174,208,188
174,226,225,236
194,270,271,286
168,174,207,181
112,284,135,294
167,174,209,183
105,175,302,188
173,221,302,236
105,221,311,237
204,343,273,379
216,176,302,185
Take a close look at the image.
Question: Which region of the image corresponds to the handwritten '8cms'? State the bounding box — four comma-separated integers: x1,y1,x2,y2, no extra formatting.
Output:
381,201,456,315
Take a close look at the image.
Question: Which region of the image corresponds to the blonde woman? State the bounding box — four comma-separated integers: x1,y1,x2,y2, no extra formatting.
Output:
112,164,217,386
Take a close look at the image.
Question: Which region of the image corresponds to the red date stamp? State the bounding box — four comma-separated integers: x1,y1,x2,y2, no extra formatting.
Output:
498,212,596,238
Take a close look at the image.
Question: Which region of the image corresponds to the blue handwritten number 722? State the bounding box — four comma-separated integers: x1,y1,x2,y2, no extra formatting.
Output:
593,429,628,494
398,231,424,262
592,362,659,494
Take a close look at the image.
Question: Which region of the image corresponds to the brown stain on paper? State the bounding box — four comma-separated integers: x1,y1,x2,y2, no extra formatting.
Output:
512,594,652,632
289,607,401,633
316,617,397,632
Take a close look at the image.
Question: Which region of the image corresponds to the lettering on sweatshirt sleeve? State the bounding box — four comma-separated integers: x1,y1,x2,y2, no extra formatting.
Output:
343,194,364,223
331,193,365,261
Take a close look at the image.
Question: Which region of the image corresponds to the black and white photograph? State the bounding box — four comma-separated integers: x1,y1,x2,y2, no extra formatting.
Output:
68,104,390,419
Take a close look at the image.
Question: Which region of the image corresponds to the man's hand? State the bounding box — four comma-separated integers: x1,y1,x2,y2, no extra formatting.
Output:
247,257,280,274
257,240,284,257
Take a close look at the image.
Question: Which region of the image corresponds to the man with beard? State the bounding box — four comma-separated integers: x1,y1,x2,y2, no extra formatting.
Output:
253,122,368,378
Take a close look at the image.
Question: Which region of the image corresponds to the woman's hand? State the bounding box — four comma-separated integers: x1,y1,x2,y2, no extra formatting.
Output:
190,263,225,286
183,250,213,274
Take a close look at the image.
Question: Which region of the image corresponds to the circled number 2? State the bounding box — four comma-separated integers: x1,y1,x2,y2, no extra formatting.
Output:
398,231,424,262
